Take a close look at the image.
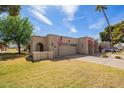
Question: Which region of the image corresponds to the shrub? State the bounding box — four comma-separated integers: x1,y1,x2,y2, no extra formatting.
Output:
115,56,122,59
102,54,108,58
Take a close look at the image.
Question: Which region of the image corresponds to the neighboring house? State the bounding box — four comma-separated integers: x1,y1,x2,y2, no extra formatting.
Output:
30,34,99,61
99,41,110,49
114,43,124,50
0,42,7,51
9,44,18,49
101,41,111,49
98,41,111,52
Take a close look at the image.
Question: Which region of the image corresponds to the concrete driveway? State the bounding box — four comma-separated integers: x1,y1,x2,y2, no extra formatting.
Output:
65,55,124,70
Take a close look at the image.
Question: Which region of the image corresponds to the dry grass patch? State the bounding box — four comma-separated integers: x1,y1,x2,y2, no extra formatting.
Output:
0,55,124,87
106,51,124,56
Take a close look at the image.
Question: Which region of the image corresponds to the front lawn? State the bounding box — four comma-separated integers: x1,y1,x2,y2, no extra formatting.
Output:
1,53,124,87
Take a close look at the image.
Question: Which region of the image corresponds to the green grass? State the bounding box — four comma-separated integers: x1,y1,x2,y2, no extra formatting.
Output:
1,53,124,87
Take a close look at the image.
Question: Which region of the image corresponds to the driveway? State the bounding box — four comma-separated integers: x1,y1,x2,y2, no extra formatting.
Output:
65,55,124,70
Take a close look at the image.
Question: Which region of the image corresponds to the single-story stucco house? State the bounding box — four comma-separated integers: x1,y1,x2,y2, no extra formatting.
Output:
30,34,99,61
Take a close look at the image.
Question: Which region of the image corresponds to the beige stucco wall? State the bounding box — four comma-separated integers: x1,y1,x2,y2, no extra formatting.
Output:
94,40,99,54
47,34,78,57
58,36,78,56
78,37,98,55
32,51,53,61
47,34,60,57
78,37,88,55
87,37,94,55
59,46,77,56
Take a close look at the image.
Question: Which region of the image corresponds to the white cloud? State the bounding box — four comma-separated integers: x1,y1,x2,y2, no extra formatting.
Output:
63,18,77,33
89,18,105,30
60,5,79,21
35,25,41,32
30,5,47,15
58,6,79,33
69,16,84,21
70,26,77,33
29,6,53,26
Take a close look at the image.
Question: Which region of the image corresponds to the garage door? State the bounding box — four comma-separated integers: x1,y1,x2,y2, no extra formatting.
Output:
59,46,77,56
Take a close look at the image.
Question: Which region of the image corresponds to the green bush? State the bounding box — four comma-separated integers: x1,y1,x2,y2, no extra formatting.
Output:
115,56,122,59
102,54,108,58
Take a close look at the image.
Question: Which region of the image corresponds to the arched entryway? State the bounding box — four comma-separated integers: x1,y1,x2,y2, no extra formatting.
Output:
36,43,44,51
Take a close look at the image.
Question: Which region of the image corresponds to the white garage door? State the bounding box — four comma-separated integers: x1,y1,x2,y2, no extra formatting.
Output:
59,46,77,56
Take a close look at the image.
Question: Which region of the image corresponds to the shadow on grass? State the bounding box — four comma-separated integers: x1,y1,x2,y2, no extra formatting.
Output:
25,53,101,63
25,55,34,62
27,53,101,63
25,55,47,63
0,53,27,61
27,55,89,63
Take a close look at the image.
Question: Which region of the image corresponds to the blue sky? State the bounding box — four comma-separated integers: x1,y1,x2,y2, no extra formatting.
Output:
20,5,124,39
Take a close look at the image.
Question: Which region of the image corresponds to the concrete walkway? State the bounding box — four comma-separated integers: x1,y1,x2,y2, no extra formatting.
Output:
66,55,124,70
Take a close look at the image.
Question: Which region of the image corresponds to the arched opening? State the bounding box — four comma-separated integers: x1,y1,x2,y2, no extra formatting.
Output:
36,43,44,51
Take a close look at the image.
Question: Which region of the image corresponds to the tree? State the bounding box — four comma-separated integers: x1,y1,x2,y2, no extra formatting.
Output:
100,21,124,45
100,26,114,42
96,5,113,47
0,16,33,53
0,5,21,16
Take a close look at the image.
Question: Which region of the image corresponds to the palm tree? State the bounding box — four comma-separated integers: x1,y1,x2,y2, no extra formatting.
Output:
96,5,112,48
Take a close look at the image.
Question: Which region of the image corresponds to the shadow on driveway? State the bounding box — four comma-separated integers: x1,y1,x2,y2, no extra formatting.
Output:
51,54,100,62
